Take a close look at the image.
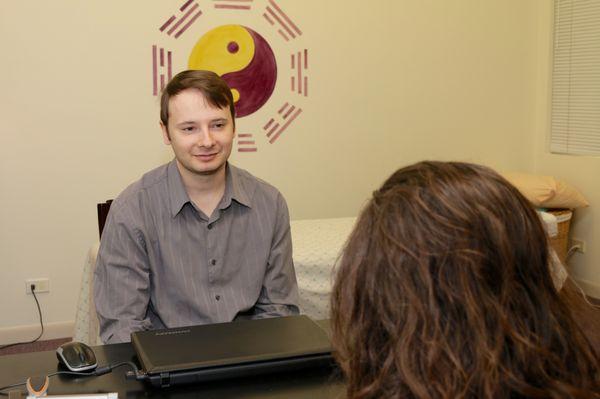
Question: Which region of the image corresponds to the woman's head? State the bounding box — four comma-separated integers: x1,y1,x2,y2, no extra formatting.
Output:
331,161,599,398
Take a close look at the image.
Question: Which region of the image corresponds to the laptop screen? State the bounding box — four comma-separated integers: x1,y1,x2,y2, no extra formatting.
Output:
131,315,332,374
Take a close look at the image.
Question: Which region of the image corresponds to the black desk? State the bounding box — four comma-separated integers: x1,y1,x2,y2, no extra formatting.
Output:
0,340,344,399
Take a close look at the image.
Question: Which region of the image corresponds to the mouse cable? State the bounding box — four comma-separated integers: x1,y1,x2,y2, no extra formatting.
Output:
0,362,139,396
0,286,44,351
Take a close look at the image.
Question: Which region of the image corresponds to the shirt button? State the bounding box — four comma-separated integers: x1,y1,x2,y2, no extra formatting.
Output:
207,224,213,230
215,295,221,301
210,259,217,266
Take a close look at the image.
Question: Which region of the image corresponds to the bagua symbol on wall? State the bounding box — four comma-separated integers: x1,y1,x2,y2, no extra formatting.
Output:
150,0,309,153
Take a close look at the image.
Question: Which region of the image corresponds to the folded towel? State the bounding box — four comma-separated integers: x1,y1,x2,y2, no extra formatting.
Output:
538,210,558,238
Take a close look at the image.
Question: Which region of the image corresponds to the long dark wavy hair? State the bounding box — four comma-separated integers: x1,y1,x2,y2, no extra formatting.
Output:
331,161,599,398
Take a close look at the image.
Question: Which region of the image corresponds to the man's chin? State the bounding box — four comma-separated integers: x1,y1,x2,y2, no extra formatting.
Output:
188,161,226,176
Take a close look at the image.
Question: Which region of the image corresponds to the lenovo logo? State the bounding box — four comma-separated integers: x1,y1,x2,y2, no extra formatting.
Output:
155,329,191,336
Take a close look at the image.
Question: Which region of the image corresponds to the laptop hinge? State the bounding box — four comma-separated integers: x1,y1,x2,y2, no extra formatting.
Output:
160,372,171,388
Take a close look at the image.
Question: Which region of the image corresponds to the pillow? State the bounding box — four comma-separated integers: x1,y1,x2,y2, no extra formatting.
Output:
501,173,556,205
544,179,589,209
501,172,589,209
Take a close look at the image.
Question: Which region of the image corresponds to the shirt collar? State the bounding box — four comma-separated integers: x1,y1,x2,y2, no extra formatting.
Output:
222,163,252,209
167,160,252,217
167,160,191,217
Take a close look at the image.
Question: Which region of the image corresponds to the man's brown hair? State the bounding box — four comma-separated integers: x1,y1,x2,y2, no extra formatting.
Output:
331,161,600,398
160,70,235,129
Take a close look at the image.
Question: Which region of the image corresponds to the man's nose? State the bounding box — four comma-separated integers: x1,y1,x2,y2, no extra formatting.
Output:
197,129,215,147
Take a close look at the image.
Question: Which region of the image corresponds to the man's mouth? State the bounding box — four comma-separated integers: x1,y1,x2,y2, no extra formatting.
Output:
194,153,218,161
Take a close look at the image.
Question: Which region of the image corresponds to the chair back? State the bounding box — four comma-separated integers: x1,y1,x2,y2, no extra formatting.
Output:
97,200,113,239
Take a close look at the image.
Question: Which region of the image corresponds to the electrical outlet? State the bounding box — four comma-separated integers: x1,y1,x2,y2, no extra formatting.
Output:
25,278,50,294
570,238,586,254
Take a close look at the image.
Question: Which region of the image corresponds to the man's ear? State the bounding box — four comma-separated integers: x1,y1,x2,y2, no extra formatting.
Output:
160,121,171,145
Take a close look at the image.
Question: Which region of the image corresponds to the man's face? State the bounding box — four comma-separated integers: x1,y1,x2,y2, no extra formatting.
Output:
161,88,235,177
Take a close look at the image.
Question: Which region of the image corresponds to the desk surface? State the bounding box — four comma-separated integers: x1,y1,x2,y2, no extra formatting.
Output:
0,328,344,399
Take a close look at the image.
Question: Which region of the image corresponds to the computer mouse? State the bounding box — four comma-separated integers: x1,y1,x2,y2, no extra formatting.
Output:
56,341,98,372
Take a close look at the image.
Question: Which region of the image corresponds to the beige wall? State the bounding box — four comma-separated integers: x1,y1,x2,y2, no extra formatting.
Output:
0,0,543,337
533,2,600,297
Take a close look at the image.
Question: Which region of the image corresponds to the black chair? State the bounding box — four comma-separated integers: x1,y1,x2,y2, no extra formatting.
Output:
97,200,113,239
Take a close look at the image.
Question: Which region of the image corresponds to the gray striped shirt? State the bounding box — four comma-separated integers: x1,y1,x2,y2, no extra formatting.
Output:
93,160,299,344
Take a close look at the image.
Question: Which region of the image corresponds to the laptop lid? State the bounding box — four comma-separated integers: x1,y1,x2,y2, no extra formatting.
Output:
131,315,332,375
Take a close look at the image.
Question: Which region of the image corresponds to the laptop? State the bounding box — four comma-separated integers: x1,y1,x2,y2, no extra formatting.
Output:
130,315,334,388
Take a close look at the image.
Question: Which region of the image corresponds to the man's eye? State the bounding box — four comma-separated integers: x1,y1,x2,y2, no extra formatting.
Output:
182,126,195,132
212,123,225,129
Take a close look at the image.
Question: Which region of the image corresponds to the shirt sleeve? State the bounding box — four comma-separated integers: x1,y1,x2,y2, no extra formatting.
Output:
93,203,153,344
252,192,300,318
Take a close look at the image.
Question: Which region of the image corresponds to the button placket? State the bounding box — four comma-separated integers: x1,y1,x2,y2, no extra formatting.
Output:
206,212,224,308
206,220,215,284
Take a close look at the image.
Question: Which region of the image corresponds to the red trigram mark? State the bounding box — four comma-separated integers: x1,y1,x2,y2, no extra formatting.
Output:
263,0,302,42
213,0,252,11
159,0,203,39
291,49,308,97
152,45,173,96
263,102,303,144
237,133,257,152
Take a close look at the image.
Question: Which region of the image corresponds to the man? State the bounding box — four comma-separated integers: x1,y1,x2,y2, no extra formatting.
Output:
94,70,299,344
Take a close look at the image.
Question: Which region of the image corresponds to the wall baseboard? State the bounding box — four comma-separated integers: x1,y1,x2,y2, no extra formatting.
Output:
572,276,600,299
0,321,74,345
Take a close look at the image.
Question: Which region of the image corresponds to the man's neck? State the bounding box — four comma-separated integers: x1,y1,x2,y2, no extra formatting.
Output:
176,161,227,218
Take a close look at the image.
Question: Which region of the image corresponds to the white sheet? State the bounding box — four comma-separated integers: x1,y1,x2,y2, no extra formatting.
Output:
290,217,356,320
